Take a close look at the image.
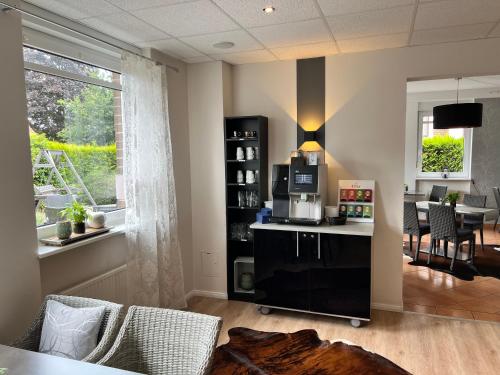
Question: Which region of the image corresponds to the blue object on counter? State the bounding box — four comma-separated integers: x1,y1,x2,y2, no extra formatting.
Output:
256,212,270,224
260,207,272,216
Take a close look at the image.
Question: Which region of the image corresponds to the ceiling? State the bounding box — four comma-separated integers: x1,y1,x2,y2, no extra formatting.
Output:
25,0,500,65
407,75,500,93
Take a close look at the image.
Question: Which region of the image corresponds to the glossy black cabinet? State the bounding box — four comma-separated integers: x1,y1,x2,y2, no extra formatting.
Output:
254,230,308,310
254,229,371,321
310,234,371,319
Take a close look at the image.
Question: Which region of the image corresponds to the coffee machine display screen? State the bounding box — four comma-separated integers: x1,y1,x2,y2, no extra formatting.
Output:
294,173,313,185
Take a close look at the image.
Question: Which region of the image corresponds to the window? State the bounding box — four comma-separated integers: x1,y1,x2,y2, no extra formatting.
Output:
416,110,472,179
24,47,124,227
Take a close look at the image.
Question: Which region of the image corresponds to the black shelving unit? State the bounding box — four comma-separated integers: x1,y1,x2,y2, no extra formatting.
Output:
224,116,268,302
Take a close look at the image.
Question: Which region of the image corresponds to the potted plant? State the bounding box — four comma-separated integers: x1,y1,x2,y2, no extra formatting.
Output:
61,201,88,234
445,192,460,208
55,215,72,240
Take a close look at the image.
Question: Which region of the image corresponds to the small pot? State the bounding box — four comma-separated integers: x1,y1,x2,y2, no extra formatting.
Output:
56,220,72,240
240,272,254,291
72,222,86,234
450,202,457,208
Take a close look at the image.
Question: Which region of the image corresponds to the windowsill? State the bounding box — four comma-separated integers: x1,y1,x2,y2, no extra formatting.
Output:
415,177,471,181
37,225,126,259
37,209,126,259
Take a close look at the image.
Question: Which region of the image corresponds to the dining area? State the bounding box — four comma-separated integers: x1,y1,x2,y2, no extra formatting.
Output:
403,184,500,322
404,185,499,272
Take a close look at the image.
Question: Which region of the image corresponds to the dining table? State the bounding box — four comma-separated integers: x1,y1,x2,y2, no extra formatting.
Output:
416,200,497,227
0,344,141,375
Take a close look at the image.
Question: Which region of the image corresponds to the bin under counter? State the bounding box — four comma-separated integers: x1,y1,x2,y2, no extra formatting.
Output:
250,221,374,327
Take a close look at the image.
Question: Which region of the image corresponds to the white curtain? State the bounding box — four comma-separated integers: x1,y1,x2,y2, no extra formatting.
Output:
121,52,186,309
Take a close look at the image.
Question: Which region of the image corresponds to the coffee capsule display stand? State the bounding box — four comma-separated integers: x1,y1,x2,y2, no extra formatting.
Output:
338,180,375,223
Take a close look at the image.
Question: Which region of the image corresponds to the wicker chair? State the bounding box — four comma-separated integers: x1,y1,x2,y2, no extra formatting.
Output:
404,201,430,261
429,185,448,202
12,294,124,363
462,193,487,251
98,306,222,375
428,204,475,271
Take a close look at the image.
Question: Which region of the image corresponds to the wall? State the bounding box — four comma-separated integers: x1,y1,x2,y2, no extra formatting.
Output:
189,37,500,309
40,50,195,297
0,10,42,343
472,98,500,208
187,61,232,295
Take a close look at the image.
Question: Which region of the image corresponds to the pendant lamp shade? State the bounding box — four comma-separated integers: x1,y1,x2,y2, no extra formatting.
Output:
433,103,483,129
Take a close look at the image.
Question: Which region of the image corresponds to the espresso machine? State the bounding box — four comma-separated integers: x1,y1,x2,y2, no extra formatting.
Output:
270,157,327,225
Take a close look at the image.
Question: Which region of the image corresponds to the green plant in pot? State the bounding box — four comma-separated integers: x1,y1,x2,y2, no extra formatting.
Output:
445,192,460,208
61,201,89,234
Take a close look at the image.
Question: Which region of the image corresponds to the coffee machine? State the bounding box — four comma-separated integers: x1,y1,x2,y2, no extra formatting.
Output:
270,158,327,225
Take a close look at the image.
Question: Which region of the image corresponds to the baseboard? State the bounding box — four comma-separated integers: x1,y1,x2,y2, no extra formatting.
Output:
371,302,403,312
185,289,228,301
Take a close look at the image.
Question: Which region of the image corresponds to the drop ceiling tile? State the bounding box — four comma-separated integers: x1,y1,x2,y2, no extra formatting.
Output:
131,0,239,37
411,23,494,45
80,12,169,43
249,19,332,48
271,42,338,60
337,32,408,53
318,0,415,16
212,0,320,28
183,56,215,63
138,39,204,58
327,6,413,40
26,0,121,20
106,0,191,11
211,49,277,64
180,30,262,54
415,0,500,30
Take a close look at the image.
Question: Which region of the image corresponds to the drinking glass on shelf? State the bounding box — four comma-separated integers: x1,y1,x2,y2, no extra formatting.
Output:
238,223,246,240
246,224,254,241
238,191,246,207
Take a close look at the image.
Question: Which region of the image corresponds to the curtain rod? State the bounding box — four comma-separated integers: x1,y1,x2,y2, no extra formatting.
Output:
1,2,179,73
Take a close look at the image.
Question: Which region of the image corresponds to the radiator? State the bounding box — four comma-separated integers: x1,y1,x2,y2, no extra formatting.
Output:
60,265,127,305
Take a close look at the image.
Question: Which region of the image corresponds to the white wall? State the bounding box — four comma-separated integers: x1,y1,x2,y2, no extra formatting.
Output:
187,61,230,295
188,37,500,310
0,10,42,343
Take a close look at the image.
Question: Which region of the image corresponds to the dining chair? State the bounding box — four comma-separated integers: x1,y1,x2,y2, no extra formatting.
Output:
493,187,500,232
98,306,222,375
429,185,448,202
462,194,487,251
404,201,430,261
428,204,475,271
12,294,124,363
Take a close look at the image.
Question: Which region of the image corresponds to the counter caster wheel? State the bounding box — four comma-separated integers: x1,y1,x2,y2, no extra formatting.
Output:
350,319,361,328
259,306,272,315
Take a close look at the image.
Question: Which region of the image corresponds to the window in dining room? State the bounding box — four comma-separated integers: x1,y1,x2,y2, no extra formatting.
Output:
416,110,472,179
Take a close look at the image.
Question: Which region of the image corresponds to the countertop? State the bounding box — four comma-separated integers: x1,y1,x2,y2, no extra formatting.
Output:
250,221,374,237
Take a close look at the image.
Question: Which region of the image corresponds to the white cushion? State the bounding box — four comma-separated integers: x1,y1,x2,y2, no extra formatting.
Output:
39,300,105,360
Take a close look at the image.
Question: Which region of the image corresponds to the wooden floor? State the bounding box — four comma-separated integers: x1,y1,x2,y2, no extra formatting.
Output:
188,296,500,375
403,225,500,323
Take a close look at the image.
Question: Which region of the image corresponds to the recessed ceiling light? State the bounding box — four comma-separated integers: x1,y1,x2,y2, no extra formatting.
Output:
263,6,275,14
213,41,235,49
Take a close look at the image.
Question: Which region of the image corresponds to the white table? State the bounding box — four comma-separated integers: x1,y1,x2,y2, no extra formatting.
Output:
0,344,141,375
416,201,497,227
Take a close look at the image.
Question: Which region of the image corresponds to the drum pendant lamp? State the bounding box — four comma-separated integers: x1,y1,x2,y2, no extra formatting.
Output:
433,78,483,129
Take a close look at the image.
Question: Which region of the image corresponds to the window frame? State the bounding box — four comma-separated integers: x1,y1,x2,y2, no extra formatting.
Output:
24,45,125,232
416,109,473,180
